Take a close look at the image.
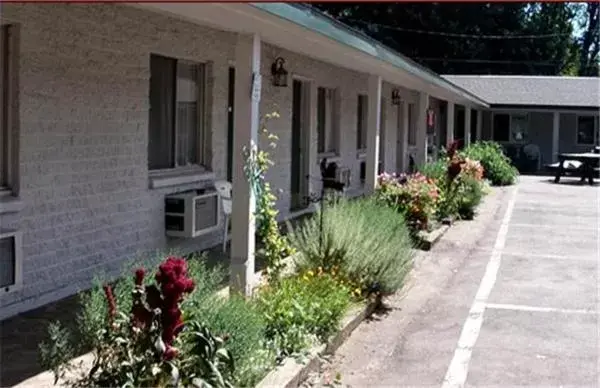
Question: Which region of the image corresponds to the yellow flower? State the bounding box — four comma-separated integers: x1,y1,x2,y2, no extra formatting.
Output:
307,270,314,277
302,276,309,281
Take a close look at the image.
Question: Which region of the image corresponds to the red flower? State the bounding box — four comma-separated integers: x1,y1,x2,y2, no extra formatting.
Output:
103,285,117,328
447,159,462,181
154,257,195,347
163,346,179,361
134,268,145,286
446,140,460,159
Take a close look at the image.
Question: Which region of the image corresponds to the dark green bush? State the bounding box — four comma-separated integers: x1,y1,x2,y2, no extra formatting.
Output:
287,198,414,296
461,141,518,186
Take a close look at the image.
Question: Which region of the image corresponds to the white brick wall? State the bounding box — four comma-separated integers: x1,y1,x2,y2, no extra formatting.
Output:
0,3,407,318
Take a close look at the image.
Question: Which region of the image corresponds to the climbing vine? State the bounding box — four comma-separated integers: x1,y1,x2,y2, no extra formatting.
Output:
243,111,295,285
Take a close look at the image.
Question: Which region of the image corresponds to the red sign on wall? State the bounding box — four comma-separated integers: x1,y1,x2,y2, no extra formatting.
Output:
427,109,435,127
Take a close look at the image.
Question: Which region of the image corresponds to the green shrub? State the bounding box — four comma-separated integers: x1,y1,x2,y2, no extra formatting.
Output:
462,141,518,186
287,198,414,296
456,175,484,220
41,256,236,388
255,272,351,359
418,158,447,182
185,295,274,386
374,173,441,232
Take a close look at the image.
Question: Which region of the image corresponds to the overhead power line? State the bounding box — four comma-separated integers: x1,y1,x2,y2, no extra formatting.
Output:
342,17,573,40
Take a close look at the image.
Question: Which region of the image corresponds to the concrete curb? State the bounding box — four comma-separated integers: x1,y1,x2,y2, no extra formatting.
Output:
416,224,451,251
256,295,382,388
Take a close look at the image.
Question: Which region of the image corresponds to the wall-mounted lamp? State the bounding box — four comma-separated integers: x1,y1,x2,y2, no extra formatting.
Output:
270,57,288,87
391,89,401,105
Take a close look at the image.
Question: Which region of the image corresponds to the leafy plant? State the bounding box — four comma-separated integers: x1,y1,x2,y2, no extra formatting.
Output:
255,272,351,359
244,111,295,285
186,295,274,386
456,175,484,220
39,256,236,388
288,198,414,297
375,172,441,231
462,141,518,186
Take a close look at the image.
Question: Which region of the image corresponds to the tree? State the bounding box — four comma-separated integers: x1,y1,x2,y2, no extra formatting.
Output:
577,2,599,76
312,2,581,76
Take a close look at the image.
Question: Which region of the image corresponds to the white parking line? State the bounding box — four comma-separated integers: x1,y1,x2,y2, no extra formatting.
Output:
509,223,600,232
485,303,598,315
441,187,519,388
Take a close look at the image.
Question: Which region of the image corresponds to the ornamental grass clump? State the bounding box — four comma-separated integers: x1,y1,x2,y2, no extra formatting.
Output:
288,198,414,298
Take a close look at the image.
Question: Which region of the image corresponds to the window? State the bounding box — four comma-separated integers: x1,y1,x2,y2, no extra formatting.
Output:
492,113,529,143
407,103,416,146
317,87,339,155
148,54,207,171
356,94,368,151
576,115,599,146
0,24,15,193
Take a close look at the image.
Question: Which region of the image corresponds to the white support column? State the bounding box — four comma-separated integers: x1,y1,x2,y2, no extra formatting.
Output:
464,106,472,147
230,33,261,296
552,111,560,162
365,74,382,194
475,110,482,142
415,92,429,166
446,102,455,146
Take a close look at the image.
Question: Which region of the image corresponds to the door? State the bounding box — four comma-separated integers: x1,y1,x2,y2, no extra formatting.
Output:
396,103,404,173
226,67,235,182
290,79,310,211
378,98,386,174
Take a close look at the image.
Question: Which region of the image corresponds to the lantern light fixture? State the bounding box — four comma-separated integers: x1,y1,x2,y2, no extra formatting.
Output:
270,57,288,87
391,89,401,105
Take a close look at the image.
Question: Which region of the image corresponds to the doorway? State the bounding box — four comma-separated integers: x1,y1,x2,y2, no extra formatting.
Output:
226,67,235,182
378,98,386,174
290,79,311,211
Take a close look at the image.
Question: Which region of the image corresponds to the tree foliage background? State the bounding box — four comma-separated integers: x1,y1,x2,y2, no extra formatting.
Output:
311,2,599,76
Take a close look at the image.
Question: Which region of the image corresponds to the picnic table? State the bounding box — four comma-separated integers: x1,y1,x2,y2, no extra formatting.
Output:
553,152,600,185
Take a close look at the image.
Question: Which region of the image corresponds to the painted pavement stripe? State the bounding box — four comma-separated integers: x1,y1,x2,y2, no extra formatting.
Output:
485,303,598,315
441,187,519,388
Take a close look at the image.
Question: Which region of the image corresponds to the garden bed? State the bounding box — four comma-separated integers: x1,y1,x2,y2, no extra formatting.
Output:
256,295,381,388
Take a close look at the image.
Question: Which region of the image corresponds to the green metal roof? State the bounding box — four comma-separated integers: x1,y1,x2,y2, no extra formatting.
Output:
251,3,489,107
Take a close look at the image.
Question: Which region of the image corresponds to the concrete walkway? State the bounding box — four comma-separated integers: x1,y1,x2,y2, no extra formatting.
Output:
305,176,599,387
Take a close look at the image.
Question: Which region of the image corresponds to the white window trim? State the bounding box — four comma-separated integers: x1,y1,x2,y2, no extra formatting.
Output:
317,87,340,158
148,55,211,182
0,229,23,294
491,112,530,144
575,114,599,146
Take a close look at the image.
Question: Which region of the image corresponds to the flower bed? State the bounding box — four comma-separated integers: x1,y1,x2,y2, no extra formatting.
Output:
39,112,415,388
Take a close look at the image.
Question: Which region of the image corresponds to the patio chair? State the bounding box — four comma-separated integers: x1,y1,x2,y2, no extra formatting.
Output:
214,180,232,253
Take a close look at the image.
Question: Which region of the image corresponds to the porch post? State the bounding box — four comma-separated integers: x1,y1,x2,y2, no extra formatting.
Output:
446,102,455,145
475,109,482,142
415,92,429,166
464,106,472,147
398,100,410,172
365,74,382,194
552,111,560,162
230,33,261,296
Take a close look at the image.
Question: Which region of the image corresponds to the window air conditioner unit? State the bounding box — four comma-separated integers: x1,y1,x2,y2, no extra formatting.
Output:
335,167,351,189
165,188,220,238
0,229,23,294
